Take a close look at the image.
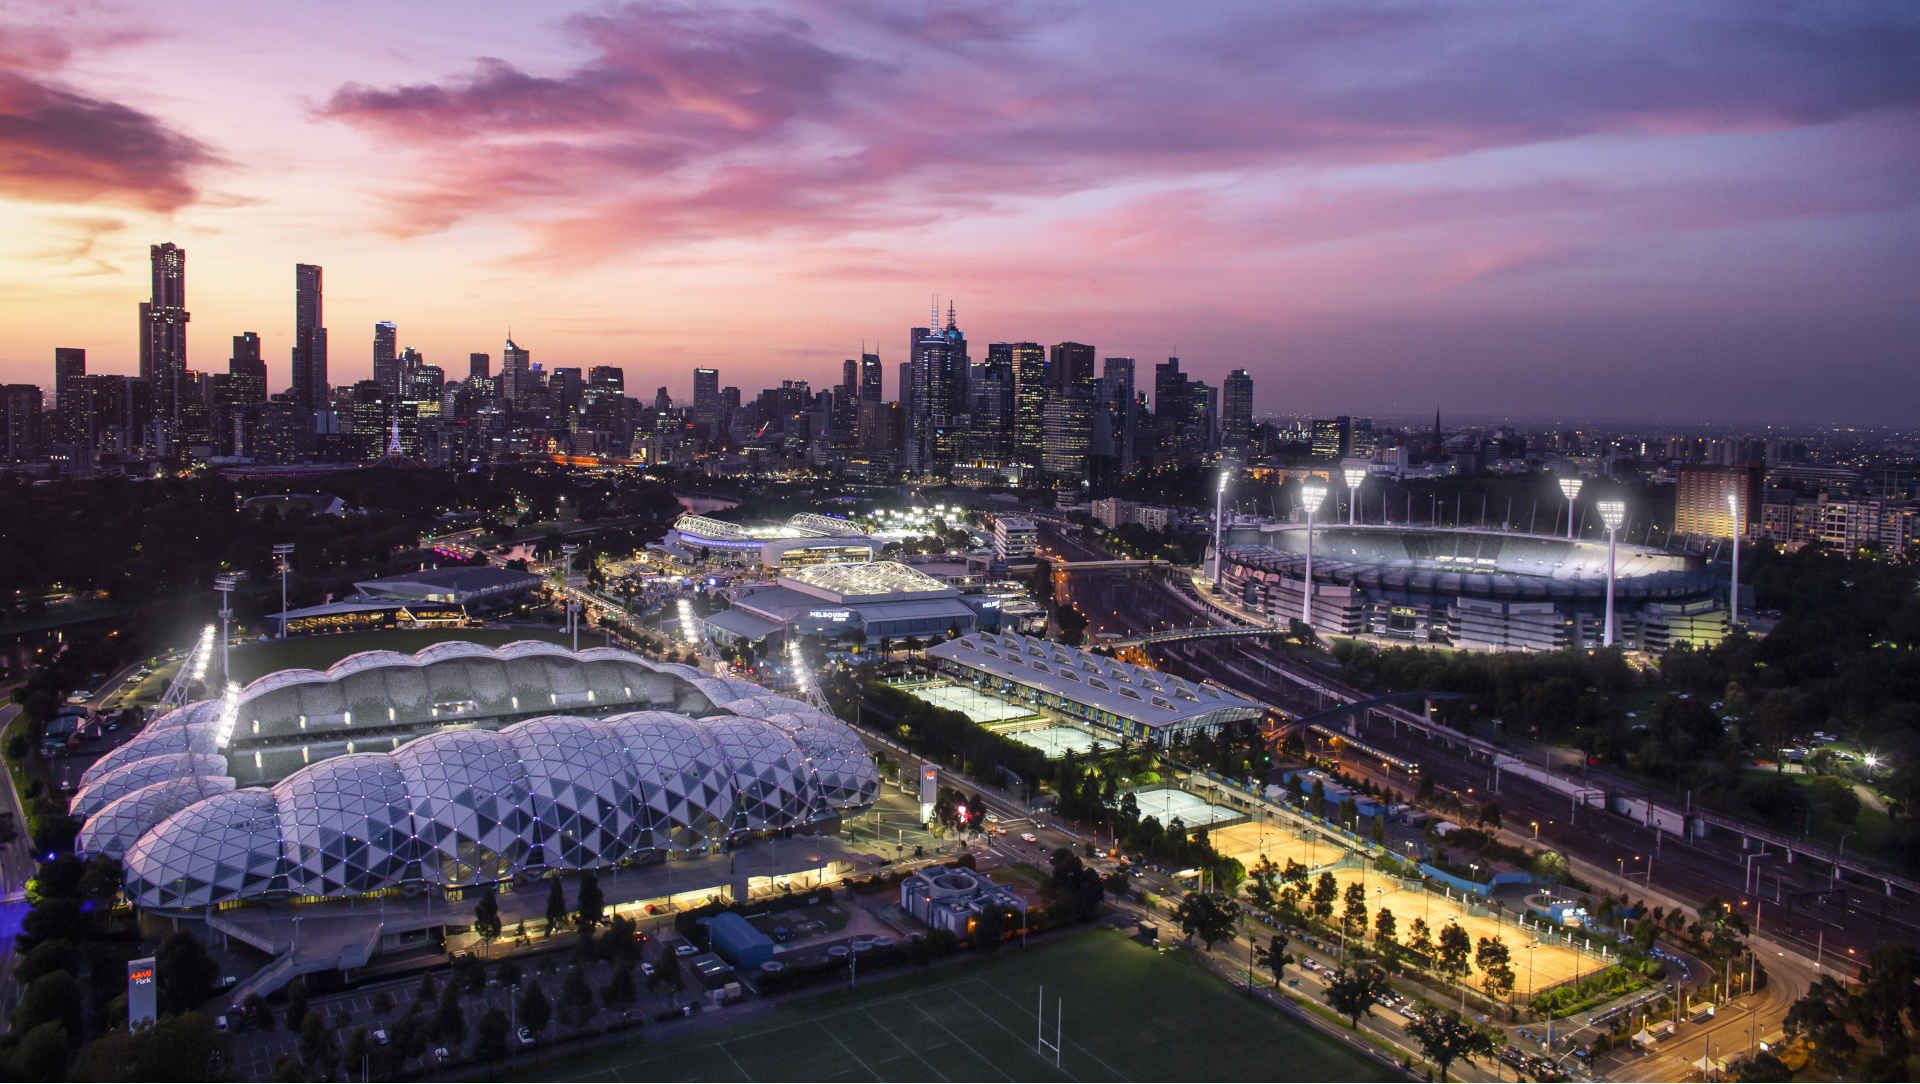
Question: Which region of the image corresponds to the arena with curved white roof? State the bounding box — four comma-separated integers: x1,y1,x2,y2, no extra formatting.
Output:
1219,524,1726,651
71,642,878,912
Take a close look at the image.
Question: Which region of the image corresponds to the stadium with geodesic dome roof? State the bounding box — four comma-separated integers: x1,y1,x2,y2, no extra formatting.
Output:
68,641,878,911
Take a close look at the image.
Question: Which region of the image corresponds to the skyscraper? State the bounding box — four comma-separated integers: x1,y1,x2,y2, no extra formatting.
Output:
1049,342,1095,392
1102,356,1137,473
906,302,969,473
469,352,491,380
501,338,531,402
859,353,883,402
373,321,399,393
1009,342,1047,474
1222,368,1253,447
53,347,86,445
139,243,189,435
230,333,267,402
1676,464,1763,539
291,263,327,411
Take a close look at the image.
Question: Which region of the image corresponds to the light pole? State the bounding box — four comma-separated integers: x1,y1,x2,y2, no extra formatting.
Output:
273,543,295,639
1343,467,1367,526
1598,499,1626,647
1299,481,1327,629
1213,470,1230,587
1726,492,1741,628
561,543,580,651
1558,477,1583,539
213,572,244,685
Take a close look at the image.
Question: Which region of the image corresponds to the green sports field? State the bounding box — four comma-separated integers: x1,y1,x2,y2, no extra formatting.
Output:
511,931,1398,1082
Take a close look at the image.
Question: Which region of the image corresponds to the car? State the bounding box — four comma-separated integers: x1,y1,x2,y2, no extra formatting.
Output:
1021,832,1038,843
432,1047,451,1063
674,943,697,957
640,961,657,977
372,1029,390,1046
517,1026,536,1046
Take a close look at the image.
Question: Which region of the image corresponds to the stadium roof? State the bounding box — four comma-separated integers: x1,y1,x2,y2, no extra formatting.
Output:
926,633,1263,731
354,566,542,601
780,560,955,602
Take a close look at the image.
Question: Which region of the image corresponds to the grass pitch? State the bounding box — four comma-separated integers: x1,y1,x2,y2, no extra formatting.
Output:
511,930,1397,1082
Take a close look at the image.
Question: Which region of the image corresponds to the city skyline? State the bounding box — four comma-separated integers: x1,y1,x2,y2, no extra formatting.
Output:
2,2,1918,422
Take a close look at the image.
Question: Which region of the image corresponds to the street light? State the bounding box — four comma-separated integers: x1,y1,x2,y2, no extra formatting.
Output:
1213,470,1231,587
1299,481,1327,628
1342,467,1367,526
1598,499,1626,647
1558,477,1584,539
213,572,245,684
1726,491,1741,628
273,543,295,640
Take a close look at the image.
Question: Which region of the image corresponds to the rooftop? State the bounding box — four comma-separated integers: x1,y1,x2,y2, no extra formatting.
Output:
926,632,1264,730
780,560,957,602
354,565,542,598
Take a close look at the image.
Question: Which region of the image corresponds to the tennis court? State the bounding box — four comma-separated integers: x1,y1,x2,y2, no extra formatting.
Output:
516,931,1394,1082
1213,819,1592,995
902,681,1040,724
1002,724,1111,758
1128,786,1243,830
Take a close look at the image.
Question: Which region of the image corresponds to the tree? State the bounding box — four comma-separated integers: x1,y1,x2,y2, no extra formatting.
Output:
1175,891,1240,952
1325,965,1389,1029
156,930,221,1014
1476,936,1515,1001
545,877,569,932
576,871,607,932
604,962,637,1007
1437,922,1473,982
1342,882,1369,940
433,982,466,1043
1404,917,1435,966
1282,858,1310,891
1408,1009,1498,1080
562,968,594,1025
286,980,311,1032
1246,856,1281,913
476,1008,511,1062
520,981,551,1035
12,1021,68,1080
12,970,82,1037
1262,933,1293,986
474,888,503,953
1310,872,1339,922
1373,906,1398,949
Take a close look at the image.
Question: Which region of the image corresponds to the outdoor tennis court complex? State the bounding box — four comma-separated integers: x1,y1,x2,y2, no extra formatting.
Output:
901,680,1113,757
1212,820,1598,996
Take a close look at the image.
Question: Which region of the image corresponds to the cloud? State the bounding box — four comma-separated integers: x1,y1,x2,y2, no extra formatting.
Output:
314,1,1920,262
0,23,216,212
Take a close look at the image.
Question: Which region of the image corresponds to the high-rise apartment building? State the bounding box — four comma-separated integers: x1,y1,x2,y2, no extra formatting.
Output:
53,347,86,445
469,353,491,380
291,263,327,411
500,338,532,402
1101,356,1136,473
139,243,190,435
1222,368,1253,446
229,332,267,402
1676,463,1763,539
859,353,883,401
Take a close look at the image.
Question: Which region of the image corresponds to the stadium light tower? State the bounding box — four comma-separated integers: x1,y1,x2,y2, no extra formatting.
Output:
213,572,245,684
1726,492,1741,628
1342,467,1368,526
273,543,295,640
1597,499,1626,647
561,543,581,651
1558,477,1584,539
1213,469,1230,587
1299,481,1328,629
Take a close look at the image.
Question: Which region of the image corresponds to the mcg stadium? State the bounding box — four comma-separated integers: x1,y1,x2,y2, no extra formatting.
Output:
70,641,878,912
1219,525,1725,652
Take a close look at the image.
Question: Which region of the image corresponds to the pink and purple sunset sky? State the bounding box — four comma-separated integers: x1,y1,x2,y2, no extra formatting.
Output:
2,1,1916,422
